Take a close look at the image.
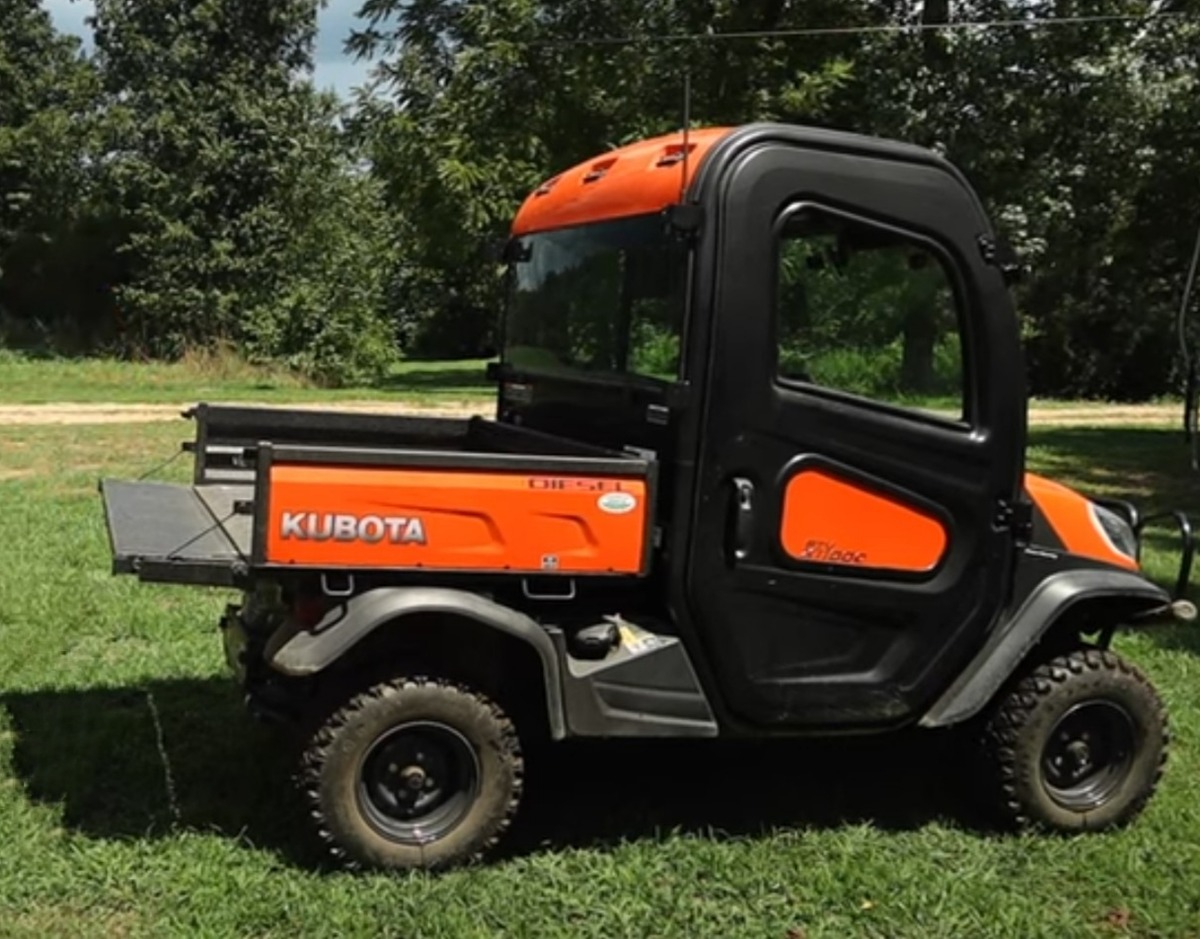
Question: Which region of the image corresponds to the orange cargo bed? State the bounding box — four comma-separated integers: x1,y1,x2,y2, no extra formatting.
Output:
101,406,657,586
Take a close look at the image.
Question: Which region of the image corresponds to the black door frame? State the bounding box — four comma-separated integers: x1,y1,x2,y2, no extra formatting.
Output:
663,124,1028,735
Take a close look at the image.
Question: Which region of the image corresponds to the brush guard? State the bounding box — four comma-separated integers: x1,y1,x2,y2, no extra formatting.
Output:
1096,498,1195,601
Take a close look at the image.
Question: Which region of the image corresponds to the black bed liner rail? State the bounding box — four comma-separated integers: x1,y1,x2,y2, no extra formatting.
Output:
181,403,612,485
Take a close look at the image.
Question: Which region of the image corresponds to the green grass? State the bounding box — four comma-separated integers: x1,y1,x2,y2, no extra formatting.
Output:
0,350,493,405
2,421,1200,937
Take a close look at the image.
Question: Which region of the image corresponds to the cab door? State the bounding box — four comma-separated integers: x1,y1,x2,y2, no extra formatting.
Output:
681,130,1026,731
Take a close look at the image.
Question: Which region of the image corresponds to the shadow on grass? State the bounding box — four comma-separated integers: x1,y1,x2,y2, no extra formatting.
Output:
4,680,323,868
376,366,492,392
505,729,976,862
4,679,977,870
1026,426,1197,513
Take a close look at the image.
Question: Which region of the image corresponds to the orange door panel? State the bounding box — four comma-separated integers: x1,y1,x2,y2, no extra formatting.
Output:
780,469,949,573
264,465,648,575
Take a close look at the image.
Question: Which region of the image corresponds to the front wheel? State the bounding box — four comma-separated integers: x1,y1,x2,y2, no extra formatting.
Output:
301,677,524,871
979,649,1168,832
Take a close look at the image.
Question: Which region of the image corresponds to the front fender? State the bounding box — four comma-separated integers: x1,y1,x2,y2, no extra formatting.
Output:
264,587,566,739
919,570,1170,728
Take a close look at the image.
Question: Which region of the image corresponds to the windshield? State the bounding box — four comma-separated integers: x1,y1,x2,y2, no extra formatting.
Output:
503,213,688,384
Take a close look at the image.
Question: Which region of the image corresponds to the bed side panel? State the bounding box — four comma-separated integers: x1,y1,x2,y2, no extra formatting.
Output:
263,464,650,575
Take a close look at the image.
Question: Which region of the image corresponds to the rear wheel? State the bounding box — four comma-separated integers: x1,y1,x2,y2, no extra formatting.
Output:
979,649,1167,832
301,677,523,871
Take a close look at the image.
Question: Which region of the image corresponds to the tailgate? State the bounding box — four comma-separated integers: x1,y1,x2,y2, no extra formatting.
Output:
100,479,253,586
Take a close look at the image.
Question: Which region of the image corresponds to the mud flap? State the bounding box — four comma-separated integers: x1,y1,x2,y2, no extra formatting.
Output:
100,479,252,586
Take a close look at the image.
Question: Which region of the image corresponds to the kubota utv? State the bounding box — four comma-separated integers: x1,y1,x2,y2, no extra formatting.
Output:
101,123,1197,871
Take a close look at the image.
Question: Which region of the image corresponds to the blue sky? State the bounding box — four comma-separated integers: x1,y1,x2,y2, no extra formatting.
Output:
41,0,373,97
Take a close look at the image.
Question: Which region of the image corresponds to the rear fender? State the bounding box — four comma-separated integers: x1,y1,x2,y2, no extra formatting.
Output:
264,587,567,739
919,570,1170,728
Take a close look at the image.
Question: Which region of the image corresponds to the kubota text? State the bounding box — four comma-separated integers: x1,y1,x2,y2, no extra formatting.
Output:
280,512,427,545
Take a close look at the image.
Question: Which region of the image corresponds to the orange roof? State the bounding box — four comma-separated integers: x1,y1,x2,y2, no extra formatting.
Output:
512,127,734,236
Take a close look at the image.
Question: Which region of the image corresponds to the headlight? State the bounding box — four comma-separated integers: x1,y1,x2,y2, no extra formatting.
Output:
1090,504,1139,560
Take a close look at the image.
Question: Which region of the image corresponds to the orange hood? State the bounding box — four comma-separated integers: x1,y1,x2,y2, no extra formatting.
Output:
1025,473,1138,571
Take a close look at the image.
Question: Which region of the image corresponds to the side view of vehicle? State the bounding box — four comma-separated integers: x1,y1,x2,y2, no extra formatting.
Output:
101,122,1196,871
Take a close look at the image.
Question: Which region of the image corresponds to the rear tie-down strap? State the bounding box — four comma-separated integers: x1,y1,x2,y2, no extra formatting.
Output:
129,448,248,563
137,447,187,481
165,508,245,564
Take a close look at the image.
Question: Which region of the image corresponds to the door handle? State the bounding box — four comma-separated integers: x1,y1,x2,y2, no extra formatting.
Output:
728,477,755,562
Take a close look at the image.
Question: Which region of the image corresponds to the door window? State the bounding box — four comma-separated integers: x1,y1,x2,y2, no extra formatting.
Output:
776,207,966,421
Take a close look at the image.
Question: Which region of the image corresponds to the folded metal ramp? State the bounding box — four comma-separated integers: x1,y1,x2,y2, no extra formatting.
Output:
100,479,253,587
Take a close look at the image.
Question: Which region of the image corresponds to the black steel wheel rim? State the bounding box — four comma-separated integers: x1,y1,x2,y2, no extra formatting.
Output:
1041,700,1136,811
357,721,480,845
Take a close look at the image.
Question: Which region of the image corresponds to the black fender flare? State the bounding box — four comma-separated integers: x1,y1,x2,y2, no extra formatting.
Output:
264,587,567,739
919,570,1171,728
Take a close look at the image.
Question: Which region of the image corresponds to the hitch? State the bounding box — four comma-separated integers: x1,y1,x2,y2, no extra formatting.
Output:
1171,598,1199,622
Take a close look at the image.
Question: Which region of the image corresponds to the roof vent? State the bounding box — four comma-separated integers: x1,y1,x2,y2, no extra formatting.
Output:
656,143,696,167
583,158,618,183
534,174,561,197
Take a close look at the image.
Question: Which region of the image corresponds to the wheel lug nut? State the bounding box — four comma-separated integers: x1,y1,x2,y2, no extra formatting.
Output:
400,766,427,791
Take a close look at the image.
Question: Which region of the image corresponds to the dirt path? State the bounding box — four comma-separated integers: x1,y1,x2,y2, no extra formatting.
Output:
0,400,1182,427
0,400,489,426
1024,404,1179,427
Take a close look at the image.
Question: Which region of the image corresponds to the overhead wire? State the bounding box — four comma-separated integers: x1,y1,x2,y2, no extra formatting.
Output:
517,11,1193,49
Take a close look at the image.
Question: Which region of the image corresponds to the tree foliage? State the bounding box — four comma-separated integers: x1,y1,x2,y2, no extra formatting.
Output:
0,0,105,349
89,0,394,382
348,0,860,356
0,0,1198,398
352,0,1200,398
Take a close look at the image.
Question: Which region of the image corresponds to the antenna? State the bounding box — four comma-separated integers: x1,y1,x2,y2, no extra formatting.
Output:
1178,219,1200,469
679,65,692,203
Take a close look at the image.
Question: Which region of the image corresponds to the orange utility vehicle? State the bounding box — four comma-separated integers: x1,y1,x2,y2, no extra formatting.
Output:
101,122,1196,871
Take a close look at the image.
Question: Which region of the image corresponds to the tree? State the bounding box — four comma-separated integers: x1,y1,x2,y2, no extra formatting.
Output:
91,0,395,381
349,0,861,357
350,0,1200,398
0,0,104,349
841,1,1189,398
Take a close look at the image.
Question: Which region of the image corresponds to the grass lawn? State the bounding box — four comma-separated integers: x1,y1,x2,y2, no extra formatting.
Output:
0,351,494,405
1,420,1200,937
